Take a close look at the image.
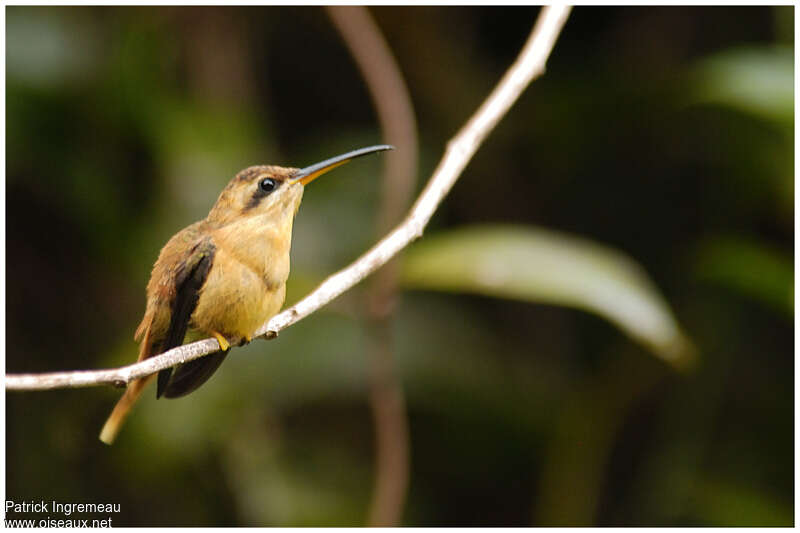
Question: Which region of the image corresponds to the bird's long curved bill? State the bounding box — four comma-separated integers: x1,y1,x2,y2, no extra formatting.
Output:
290,144,394,186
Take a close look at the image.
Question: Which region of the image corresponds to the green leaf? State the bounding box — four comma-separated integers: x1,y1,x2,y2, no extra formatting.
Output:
691,477,792,526
695,236,793,316
690,46,793,125
400,225,694,367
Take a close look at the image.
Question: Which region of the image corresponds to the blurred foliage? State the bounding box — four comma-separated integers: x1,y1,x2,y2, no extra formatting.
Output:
691,45,793,126
401,224,694,367
5,5,793,527
695,236,793,315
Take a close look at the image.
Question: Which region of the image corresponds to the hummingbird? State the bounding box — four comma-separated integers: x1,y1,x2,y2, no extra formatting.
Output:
99,144,393,444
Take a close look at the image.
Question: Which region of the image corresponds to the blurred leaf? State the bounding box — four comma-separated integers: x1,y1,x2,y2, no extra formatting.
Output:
223,413,370,526
6,8,102,86
691,477,792,526
535,353,662,525
690,46,793,125
695,236,793,315
401,225,694,367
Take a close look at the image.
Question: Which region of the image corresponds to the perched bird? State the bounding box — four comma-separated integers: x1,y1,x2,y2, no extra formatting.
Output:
99,145,393,444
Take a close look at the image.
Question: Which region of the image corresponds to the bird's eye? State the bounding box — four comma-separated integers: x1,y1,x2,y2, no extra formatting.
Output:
259,178,277,193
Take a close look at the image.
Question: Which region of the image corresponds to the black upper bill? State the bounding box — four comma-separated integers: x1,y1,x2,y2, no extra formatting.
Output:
291,144,394,186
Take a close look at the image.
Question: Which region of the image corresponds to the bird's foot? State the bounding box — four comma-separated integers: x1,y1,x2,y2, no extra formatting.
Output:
237,335,252,347
211,331,230,352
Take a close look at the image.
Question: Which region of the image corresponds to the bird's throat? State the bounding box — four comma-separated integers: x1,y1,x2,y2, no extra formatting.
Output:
211,214,294,288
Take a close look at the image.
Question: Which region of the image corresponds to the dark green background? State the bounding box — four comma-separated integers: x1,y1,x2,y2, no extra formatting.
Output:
6,6,793,526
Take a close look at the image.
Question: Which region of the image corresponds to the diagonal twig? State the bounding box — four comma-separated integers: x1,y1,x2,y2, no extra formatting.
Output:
5,5,572,392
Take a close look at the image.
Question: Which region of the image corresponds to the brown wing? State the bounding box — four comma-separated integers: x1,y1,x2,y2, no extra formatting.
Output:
135,221,208,359
155,236,222,398
100,224,222,443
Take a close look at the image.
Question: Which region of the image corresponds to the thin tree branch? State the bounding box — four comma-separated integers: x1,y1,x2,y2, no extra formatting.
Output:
5,5,572,392
325,5,418,527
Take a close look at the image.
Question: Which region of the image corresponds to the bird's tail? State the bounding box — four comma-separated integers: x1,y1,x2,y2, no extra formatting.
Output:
99,375,154,445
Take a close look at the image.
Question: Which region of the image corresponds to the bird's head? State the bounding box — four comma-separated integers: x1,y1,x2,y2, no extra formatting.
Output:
207,145,394,227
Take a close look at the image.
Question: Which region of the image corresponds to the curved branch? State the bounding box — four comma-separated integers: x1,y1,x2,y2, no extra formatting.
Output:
325,5,418,527
5,5,572,392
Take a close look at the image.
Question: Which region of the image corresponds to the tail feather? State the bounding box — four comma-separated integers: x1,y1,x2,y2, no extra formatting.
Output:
99,375,154,445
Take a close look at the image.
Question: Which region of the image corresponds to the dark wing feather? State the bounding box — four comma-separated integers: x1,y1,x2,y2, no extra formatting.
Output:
156,238,218,398
160,350,229,398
